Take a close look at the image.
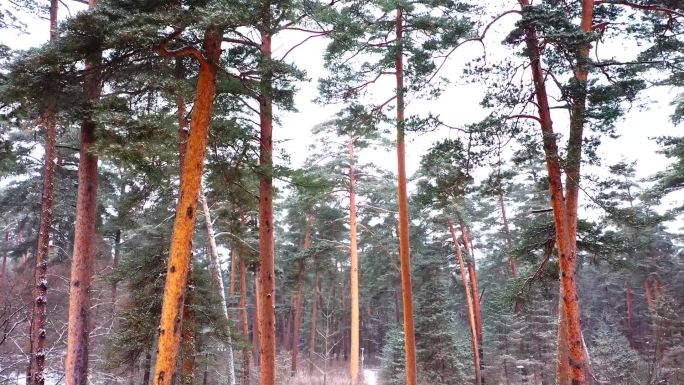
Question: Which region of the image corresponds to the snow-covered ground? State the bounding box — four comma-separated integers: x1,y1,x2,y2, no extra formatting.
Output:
363,369,378,385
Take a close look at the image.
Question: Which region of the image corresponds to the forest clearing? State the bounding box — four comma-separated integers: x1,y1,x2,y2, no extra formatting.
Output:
0,1,683,385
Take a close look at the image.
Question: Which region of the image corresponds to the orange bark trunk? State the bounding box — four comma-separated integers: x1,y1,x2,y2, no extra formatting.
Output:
459,219,484,347
349,135,361,385
28,2,59,382
394,9,418,385
153,27,222,385
518,1,590,383
448,220,482,385
258,29,276,385
64,1,101,383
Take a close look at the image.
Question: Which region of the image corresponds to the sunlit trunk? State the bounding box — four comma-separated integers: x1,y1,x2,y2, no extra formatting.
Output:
153,27,223,385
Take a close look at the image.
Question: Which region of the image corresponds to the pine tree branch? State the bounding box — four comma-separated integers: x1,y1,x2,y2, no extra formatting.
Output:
595,0,684,19
157,29,206,65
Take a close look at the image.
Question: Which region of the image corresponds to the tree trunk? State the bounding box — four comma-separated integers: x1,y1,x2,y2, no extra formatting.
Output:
200,191,237,385
258,28,276,385
153,27,222,385
111,228,122,312
177,54,197,385
283,297,294,351
348,135,361,385
64,1,101,384
394,9,418,385
230,243,238,297
291,214,311,376
253,272,261,368
28,2,58,381
290,289,304,376
458,216,484,382
240,256,250,385
518,1,590,383
0,231,8,287
308,271,320,366
498,189,516,276
448,220,482,385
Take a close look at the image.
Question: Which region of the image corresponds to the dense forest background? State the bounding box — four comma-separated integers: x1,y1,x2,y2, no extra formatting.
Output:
0,1,683,385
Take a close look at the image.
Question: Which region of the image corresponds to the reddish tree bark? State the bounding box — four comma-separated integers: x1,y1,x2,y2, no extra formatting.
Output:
258,27,277,385
394,9,418,385
153,26,223,385
518,1,593,383
448,220,482,385
459,217,484,380
64,1,102,384
28,3,59,383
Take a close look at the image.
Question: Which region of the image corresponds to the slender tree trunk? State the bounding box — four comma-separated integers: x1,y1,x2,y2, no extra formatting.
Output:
559,2,595,383
64,1,101,384
448,220,482,385
518,1,590,383
110,229,122,312
28,2,58,381
459,217,484,382
258,27,276,385
153,27,223,385
240,257,250,384
0,231,8,287
291,215,311,376
290,288,304,375
498,189,516,276
253,272,261,368
308,271,320,367
348,135,361,385
200,191,237,385
394,9,418,385
283,298,294,351
626,285,634,348
230,243,238,297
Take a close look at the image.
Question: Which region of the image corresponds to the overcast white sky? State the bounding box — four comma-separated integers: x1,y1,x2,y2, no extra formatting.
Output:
1,1,681,224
